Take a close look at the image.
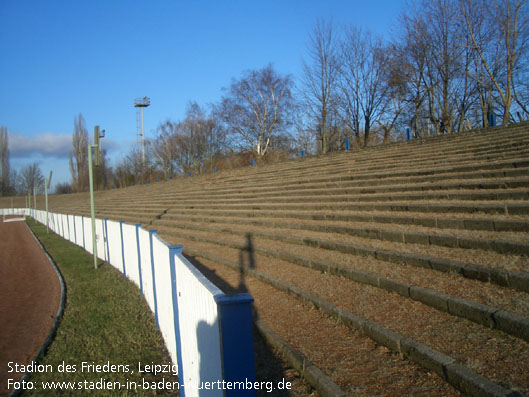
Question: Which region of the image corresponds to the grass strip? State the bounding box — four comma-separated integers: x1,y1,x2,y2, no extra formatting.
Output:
21,219,179,396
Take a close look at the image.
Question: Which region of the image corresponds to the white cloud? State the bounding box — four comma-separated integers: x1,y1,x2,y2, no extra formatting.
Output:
9,132,72,158
8,132,120,159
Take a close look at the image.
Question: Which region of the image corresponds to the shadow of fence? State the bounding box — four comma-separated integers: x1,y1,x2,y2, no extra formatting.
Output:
187,234,294,397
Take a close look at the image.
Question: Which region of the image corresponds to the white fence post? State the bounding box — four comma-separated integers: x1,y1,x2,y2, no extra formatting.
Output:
168,245,185,395
120,221,126,277
149,229,160,329
135,224,144,295
81,216,85,250
104,218,110,266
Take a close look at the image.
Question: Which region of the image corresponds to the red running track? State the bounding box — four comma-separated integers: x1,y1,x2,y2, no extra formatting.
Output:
0,218,60,396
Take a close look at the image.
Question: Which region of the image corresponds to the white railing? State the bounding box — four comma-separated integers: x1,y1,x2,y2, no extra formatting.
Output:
2,208,256,397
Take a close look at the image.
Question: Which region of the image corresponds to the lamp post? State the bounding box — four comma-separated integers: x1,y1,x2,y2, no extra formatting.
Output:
45,171,53,233
88,126,105,269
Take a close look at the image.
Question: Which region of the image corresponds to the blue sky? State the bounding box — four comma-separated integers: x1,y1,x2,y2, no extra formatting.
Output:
0,0,405,190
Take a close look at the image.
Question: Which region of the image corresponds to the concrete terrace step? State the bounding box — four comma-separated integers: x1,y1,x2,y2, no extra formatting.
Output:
139,177,529,204
300,140,529,174
360,137,529,163
202,247,523,397
169,199,529,215
169,226,528,314
164,208,529,232
21,124,529,207
124,168,529,202
172,232,529,343
168,187,529,206
180,159,529,197
152,222,529,292
153,216,529,257
156,230,529,395
207,149,529,189
209,127,529,180
179,248,462,395
47,193,529,218
124,170,529,208
98,189,529,212
52,145,529,206
158,211,529,244
211,138,529,177
188,134,529,183
180,192,529,209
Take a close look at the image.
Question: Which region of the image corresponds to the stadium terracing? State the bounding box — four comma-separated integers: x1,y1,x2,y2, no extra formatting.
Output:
5,122,529,395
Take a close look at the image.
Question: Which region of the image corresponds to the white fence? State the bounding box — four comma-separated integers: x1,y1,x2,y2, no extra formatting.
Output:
2,208,256,397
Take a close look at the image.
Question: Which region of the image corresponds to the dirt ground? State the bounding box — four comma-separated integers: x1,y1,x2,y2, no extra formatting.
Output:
0,218,61,397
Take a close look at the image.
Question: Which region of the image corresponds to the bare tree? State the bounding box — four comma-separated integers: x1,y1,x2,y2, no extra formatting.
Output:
338,27,361,146
461,0,529,124
17,162,44,195
301,19,341,154
396,11,430,137
94,148,110,190
180,102,226,173
152,120,178,178
454,20,478,132
112,145,152,188
112,156,136,188
422,0,463,134
379,46,409,142
55,182,73,194
217,64,294,157
0,126,12,196
513,80,529,119
459,0,500,126
9,169,18,196
69,113,89,192
340,26,391,146
152,103,226,176
399,1,469,135
392,0,486,137
512,58,529,118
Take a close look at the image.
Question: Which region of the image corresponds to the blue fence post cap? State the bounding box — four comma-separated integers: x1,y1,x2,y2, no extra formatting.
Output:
214,293,254,305
169,245,183,254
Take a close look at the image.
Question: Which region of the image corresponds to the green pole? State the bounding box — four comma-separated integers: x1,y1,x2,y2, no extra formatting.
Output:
33,186,36,210
45,179,49,232
45,171,52,233
88,143,98,269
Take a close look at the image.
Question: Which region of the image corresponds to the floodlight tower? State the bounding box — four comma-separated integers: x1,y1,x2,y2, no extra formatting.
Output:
134,96,151,166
